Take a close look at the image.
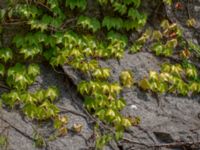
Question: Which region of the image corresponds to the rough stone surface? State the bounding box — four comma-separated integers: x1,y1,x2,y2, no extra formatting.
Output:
165,0,200,44
63,51,200,150
0,65,94,150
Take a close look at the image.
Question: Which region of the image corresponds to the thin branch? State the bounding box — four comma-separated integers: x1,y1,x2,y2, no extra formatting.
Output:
2,21,28,25
60,18,77,29
122,137,150,147
52,67,66,75
58,106,88,121
34,2,52,12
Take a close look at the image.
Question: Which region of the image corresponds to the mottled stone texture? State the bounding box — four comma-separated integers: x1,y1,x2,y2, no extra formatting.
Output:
63,51,200,150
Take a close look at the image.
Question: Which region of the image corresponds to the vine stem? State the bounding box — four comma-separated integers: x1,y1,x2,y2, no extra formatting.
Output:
34,1,52,12
58,105,88,121
60,18,77,29
122,137,150,147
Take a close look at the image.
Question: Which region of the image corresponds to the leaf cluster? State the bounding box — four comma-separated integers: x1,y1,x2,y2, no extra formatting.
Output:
6,63,40,90
1,86,59,120
139,62,200,95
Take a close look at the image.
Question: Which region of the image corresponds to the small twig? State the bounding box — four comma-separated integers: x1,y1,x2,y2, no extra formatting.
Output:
58,106,88,121
152,0,163,20
60,18,77,29
52,67,66,75
34,2,52,12
122,137,150,147
69,93,96,123
2,21,28,25
186,0,191,19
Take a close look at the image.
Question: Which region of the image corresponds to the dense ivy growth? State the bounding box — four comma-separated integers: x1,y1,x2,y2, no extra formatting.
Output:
0,0,146,148
0,0,200,149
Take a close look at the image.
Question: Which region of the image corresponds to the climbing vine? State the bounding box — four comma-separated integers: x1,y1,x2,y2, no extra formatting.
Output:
0,0,145,149
0,0,200,149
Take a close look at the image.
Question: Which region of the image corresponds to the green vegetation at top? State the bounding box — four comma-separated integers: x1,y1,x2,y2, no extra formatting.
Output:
0,0,200,149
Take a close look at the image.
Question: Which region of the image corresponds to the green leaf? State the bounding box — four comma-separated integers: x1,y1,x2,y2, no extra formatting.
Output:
185,66,198,79
128,8,140,20
188,40,200,57
115,98,126,110
13,35,25,48
21,92,37,104
149,71,159,81
121,118,132,127
106,109,116,121
50,55,66,66
139,78,150,90
124,0,141,7
133,0,141,8
20,45,42,59
7,63,38,90
151,42,163,55
115,130,124,141
28,19,48,32
34,89,45,101
65,0,87,10
0,48,13,62
176,80,188,95
16,4,42,19
163,0,172,5
161,20,170,30
28,64,40,77
92,68,110,79
120,70,134,88
53,117,63,129
102,16,123,30
23,103,38,119
96,134,112,150
113,2,127,15
78,81,91,95
123,19,137,30
40,101,60,118
107,31,128,46
130,42,142,53
189,82,200,93
77,16,101,32
45,86,59,101
165,39,177,48
152,30,163,41
95,109,106,120
1,91,20,108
